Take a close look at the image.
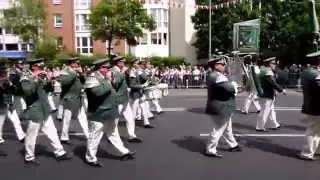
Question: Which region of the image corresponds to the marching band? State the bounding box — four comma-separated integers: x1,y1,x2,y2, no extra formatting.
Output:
0,51,319,166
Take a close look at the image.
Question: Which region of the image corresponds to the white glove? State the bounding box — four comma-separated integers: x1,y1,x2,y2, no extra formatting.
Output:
231,81,238,95
142,81,149,88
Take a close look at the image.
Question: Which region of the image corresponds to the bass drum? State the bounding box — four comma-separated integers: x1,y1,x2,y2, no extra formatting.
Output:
156,83,168,97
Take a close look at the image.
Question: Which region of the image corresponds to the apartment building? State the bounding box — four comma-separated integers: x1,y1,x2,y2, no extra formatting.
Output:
131,0,170,58
0,0,30,59
43,0,126,56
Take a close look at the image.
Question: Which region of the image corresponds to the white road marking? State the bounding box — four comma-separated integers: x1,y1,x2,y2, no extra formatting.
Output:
162,107,301,112
200,133,305,137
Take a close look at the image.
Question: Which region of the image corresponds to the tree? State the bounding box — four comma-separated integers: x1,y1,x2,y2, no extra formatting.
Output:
191,0,259,60
1,0,46,48
260,0,320,65
89,0,156,56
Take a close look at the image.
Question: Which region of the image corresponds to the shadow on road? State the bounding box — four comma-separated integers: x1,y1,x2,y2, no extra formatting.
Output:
73,144,120,161
171,136,205,154
282,124,305,132
187,108,205,114
241,137,300,159
232,122,256,131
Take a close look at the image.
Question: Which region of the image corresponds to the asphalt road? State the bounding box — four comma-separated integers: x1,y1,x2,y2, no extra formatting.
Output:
0,89,319,180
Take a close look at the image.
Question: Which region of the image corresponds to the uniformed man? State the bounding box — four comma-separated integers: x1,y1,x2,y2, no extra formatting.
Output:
127,60,154,128
298,51,320,161
0,62,26,144
111,56,142,143
256,57,285,132
241,54,261,114
21,59,72,166
205,56,242,158
58,58,89,144
84,58,135,167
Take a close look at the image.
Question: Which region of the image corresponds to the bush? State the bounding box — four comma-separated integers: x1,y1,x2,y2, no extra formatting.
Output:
33,38,58,61
149,56,188,67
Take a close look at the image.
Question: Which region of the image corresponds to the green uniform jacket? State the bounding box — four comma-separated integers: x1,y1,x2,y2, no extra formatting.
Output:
258,67,283,99
112,67,129,105
301,67,320,115
20,76,52,122
127,69,145,99
85,72,119,122
205,71,236,118
59,68,83,118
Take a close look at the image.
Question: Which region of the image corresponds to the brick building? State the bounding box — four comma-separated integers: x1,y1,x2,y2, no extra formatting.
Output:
43,0,126,56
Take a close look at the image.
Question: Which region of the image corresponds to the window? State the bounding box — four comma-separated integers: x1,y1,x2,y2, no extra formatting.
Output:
158,33,162,44
53,0,62,5
0,44,3,50
54,14,63,28
163,10,168,28
75,14,90,32
139,34,148,45
56,37,63,47
151,33,157,44
76,37,93,54
6,44,18,50
0,28,2,35
163,33,167,45
75,0,91,9
5,28,14,34
21,44,28,51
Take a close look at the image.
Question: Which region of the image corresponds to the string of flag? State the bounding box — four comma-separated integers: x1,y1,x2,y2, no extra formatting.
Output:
135,0,250,10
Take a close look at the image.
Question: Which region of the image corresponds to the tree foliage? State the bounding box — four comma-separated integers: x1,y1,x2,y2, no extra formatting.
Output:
1,0,46,44
192,0,259,60
89,0,156,56
260,0,320,65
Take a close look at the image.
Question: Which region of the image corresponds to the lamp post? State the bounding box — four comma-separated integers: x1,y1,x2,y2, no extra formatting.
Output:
209,0,212,59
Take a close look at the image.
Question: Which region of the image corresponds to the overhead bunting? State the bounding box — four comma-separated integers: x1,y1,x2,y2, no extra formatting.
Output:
135,0,249,10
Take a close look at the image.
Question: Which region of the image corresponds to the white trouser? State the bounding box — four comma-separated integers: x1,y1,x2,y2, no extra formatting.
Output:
147,90,162,113
300,115,320,158
83,96,88,112
242,92,261,113
57,103,64,120
118,103,137,139
256,98,280,130
47,93,57,111
131,95,150,125
0,109,26,143
25,116,66,161
60,107,89,141
85,120,130,163
145,101,154,118
207,115,238,154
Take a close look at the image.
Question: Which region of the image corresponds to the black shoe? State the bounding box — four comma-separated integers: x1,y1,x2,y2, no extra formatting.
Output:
256,129,267,132
204,152,223,158
128,137,143,143
85,160,103,167
51,109,58,113
157,111,164,115
149,116,155,120
228,146,242,152
24,159,40,166
144,125,155,129
269,126,281,130
61,140,71,145
56,153,73,161
19,138,25,144
256,110,261,113
57,118,62,122
120,152,135,161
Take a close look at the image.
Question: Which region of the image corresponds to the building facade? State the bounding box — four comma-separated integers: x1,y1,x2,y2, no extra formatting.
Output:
131,0,170,58
169,0,197,64
43,0,126,56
